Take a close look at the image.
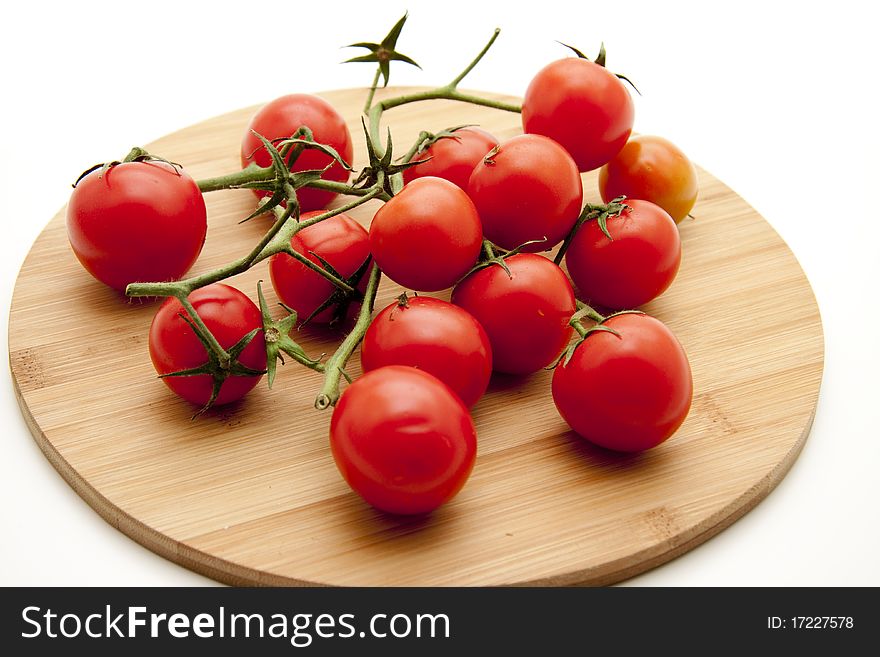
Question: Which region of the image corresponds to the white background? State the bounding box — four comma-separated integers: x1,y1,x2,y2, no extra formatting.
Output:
1,1,878,586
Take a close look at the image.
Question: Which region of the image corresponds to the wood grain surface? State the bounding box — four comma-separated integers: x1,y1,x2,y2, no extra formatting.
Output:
8,88,824,586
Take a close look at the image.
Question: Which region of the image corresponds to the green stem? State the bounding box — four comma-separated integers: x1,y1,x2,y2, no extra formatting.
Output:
364,67,382,115
364,29,520,162
554,208,595,266
311,179,389,199
449,28,501,88
178,297,229,360
315,265,382,410
282,248,355,294
197,163,379,199
197,163,272,193
128,186,382,300
283,344,326,373
367,103,385,159
257,187,381,266
297,187,383,230
554,199,629,265
400,130,431,164
123,147,148,163
574,299,606,325
381,87,522,115
266,208,355,294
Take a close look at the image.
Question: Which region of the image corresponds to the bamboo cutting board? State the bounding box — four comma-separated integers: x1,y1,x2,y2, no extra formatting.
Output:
8,88,823,586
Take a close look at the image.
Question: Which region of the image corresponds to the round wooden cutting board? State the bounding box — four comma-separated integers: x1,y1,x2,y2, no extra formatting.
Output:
8,88,824,586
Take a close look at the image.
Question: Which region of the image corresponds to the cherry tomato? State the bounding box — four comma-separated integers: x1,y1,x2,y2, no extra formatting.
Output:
361,296,492,407
403,127,499,190
269,211,372,325
149,284,266,407
565,199,681,310
240,94,354,212
451,253,575,375
522,57,634,172
599,135,698,223
369,177,482,292
552,313,692,452
330,366,477,515
467,134,582,252
66,161,207,291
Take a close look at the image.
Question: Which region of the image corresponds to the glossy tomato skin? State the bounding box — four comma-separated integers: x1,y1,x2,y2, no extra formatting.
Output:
552,313,692,452
149,284,266,407
369,177,482,292
599,135,698,223
451,253,576,375
403,127,499,190
467,134,582,252
269,211,372,325
361,296,492,407
240,94,353,211
565,199,681,310
522,57,634,172
330,366,477,515
66,161,207,291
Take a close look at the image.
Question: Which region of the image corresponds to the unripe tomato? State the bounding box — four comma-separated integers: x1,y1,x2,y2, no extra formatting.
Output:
522,56,634,172
599,135,698,223
330,366,477,515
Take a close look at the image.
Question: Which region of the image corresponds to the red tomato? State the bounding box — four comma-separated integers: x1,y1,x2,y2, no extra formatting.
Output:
451,253,575,375
599,135,699,223
269,211,372,325
361,296,492,407
564,199,681,309
467,134,582,252
66,161,206,291
330,366,477,515
403,127,499,190
149,284,266,407
240,94,354,211
552,313,692,452
369,177,482,292
522,57,634,172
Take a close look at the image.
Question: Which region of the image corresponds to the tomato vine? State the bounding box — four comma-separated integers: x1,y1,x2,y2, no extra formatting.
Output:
123,16,529,412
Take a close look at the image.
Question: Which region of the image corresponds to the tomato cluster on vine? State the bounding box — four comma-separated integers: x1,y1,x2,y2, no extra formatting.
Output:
64,15,698,517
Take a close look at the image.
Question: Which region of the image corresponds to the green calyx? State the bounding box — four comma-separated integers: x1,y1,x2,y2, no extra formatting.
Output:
160,308,266,418
558,306,646,367
344,12,421,88
351,120,422,197
257,281,326,389
553,196,631,266
413,124,479,154
557,41,640,94
71,147,182,188
590,195,631,241
236,130,355,223
463,238,546,281
298,252,373,328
